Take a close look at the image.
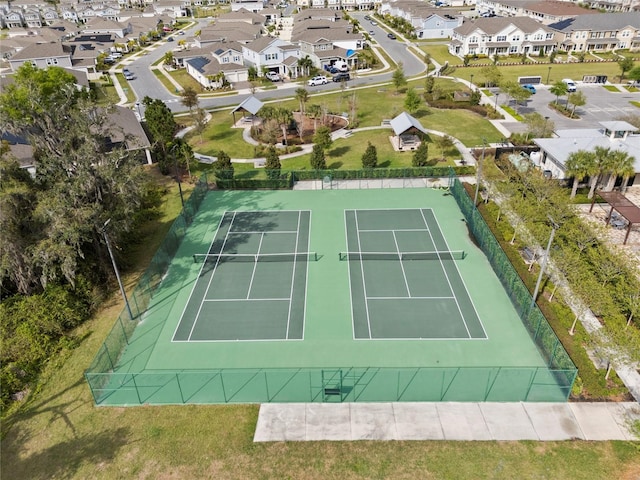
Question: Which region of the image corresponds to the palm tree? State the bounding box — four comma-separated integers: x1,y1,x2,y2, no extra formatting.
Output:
295,88,309,114
564,149,595,199
307,104,322,132
603,148,634,191
298,55,313,77
274,107,293,146
587,146,611,199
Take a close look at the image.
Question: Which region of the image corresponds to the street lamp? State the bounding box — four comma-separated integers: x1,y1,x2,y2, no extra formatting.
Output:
494,92,500,110
170,144,185,209
474,138,487,206
470,74,474,89
543,116,550,137
101,219,134,320
547,66,552,85
135,101,143,121
527,216,560,319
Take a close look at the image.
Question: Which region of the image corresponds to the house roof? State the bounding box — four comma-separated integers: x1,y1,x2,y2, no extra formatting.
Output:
600,121,637,132
390,112,428,136
497,0,596,17
549,11,640,32
533,128,640,172
231,96,264,115
10,42,71,60
454,16,555,36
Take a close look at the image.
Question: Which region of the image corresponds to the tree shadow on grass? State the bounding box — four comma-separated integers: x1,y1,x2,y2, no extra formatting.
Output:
378,160,391,168
328,145,350,157
3,425,131,480
327,161,343,169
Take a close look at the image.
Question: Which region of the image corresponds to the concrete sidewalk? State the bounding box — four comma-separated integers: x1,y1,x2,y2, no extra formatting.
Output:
254,402,640,442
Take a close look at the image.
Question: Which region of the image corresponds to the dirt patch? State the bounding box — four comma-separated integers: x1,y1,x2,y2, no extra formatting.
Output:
251,112,348,145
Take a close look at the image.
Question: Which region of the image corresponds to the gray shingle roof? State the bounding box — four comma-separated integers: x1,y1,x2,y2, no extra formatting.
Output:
454,16,555,36
549,12,640,32
390,112,428,136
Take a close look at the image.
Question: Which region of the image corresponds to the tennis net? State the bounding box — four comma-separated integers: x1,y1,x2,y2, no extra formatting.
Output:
194,252,318,263
339,250,465,261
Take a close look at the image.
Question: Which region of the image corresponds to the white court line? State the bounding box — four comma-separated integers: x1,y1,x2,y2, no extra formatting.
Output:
203,298,290,302
245,233,265,300
420,209,471,338
366,295,456,300
171,211,230,342
285,211,301,340
392,230,412,297
187,211,237,341
227,230,298,235
354,211,373,339
427,209,488,339
358,228,428,233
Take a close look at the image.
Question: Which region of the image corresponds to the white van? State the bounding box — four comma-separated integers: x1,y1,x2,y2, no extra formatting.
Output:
562,78,577,92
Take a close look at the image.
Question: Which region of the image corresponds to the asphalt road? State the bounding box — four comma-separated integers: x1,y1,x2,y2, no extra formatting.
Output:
124,16,426,113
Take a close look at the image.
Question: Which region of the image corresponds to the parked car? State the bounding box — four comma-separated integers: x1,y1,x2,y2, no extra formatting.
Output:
522,84,536,94
562,78,577,92
333,72,350,82
307,75,328,86
364,15,370,20
123,68,130,75
124,72,135,81
369,30,375,35
370,21,377,26
387,33,396,40
167,36,174,42
265,71,280,82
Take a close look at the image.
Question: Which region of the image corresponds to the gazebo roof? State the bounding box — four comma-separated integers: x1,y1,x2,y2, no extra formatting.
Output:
231,96,264,115
389,112,428,136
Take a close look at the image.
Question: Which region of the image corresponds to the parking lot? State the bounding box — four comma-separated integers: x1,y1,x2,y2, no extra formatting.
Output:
500,83,639,133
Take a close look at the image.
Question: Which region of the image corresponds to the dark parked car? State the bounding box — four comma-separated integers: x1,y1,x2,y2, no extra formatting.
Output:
387,33,396,40
333,73,350,82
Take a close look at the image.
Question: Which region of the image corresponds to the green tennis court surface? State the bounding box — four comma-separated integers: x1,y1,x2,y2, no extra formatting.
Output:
88,187,575,404
173,210,312,341
344,208,485,339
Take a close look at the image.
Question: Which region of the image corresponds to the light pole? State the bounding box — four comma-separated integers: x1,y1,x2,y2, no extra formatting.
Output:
135,101,142,120
543,116,550,137
547,66,552,85
527,216,560,319
101,219,134,320
474,138,487,206
470,74,474,89
494,92,500,110
170,144,185,209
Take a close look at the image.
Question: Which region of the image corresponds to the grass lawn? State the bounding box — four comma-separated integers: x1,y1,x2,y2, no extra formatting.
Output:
189,80,503,165
2,166,639,480
91,81,121,106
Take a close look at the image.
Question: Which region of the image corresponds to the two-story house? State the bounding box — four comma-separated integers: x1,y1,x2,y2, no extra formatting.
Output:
184,41,249,88
549,12,640,52
291,18,363,70
8,42,73,71
475,0,598,25
449,17,556,58
242,36,299,77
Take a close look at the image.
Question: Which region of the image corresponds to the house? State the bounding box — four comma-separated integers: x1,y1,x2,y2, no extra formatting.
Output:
533,121,640,187
380,0,463,39
8,42,73,71
184,41,249,88
292,18,363,70
83,17,133,39
230,0,266,12
549,12,640,52
580,0,640,13
475,0,598,25
389,112,429,151
241,36,295,77
449,17,556,58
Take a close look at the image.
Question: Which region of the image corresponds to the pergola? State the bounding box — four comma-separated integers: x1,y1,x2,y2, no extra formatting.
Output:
590,190,640,245
230,96,264,126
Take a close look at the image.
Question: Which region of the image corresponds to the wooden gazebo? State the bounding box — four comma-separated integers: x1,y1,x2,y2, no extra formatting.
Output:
590,190,640,244
230,96,264,126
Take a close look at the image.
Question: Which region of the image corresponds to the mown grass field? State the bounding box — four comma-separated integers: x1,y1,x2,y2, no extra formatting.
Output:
2,166,640,480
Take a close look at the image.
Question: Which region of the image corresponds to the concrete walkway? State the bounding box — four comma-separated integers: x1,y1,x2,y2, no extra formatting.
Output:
254,402,640,442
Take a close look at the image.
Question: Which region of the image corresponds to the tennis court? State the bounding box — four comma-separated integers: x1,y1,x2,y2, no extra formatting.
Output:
86,186,576,404
344,208,485,340
173,210,313,341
